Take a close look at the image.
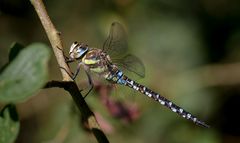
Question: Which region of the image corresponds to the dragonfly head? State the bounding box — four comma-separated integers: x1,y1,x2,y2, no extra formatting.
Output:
69,42,89,59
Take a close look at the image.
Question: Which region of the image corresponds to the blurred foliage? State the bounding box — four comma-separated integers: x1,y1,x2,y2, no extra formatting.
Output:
0,104,19,143
0,43,50,102
1,0,240,143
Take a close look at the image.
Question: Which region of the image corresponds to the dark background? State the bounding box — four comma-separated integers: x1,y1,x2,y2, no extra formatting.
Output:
1,0,240,142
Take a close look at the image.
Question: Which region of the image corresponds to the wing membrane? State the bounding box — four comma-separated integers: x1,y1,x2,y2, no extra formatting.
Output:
103,22,145,78
113,54,145,78
103,22,128,58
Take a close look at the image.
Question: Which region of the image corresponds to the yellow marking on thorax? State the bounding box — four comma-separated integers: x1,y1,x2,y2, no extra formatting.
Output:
82,55,100,65
81,50,108,74
90,66,106,73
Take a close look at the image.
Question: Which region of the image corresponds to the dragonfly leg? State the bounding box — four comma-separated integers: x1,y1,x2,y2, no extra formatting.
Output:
59,66,73,78
83,69,94,98
56,46,75,63
56,46,76,77
65,57,75,63
59,62,82,80
72,62,83,80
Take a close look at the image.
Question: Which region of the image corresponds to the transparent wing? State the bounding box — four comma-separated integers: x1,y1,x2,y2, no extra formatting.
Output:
102,22,128,58
113,54,145,78
103,22,145,78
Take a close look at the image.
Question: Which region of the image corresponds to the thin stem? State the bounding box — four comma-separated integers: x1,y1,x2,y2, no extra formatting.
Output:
30,0,71,81
45,81,109,143
30,0,109,142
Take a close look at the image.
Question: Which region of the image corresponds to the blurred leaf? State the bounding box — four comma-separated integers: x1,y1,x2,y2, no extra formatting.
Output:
0,43,50,102
0,104,19,143
0,42,24,74
0,64,8,74
8,42,24,62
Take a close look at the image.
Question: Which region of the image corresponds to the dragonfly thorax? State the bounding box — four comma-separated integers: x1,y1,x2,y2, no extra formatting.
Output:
82,48,113,74
69,42,89,59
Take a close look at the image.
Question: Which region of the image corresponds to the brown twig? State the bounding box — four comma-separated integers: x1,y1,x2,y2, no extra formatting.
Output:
30,0,109,142
30,0,71,81
45,81,109,143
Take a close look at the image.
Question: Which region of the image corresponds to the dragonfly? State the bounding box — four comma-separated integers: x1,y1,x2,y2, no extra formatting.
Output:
66,22,209,128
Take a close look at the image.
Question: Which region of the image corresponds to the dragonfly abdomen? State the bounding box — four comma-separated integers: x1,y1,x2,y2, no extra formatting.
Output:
120,75,209,128
104,68,127,85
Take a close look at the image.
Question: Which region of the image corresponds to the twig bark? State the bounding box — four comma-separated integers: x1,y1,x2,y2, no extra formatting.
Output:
30,0,109,142
30,0,71,81
45,81,109,143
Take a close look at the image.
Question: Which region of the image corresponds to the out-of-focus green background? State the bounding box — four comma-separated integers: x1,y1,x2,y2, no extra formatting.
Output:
1,0,240,143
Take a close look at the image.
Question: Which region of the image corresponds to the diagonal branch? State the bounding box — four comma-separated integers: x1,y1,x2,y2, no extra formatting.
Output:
30,0,109,142
30,0,71,81
45,81,109,143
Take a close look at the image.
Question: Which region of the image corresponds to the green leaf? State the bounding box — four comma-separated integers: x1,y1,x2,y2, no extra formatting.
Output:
0,43,50,102
0,104,20,143
0,42,24,74
8,42,24,62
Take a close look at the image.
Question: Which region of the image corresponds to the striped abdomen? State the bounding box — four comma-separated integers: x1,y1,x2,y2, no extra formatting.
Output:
70,42,209,127
108,69,209,128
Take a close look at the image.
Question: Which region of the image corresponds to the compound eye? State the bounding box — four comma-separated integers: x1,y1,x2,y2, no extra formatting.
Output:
69,42,80,54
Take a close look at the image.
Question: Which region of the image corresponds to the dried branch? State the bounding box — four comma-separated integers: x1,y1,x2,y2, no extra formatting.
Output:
30,0,71,81
45,81,109,143
30,0,109,142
